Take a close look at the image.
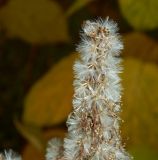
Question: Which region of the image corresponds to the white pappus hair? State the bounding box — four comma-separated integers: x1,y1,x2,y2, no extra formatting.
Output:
63,17,132,160
0,150,21,160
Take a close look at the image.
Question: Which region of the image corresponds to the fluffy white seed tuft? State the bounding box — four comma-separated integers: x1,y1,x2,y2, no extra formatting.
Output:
0,150,21,160
46,138,63,160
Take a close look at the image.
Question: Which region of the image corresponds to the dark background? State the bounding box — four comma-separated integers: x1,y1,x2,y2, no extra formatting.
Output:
0,0,158,159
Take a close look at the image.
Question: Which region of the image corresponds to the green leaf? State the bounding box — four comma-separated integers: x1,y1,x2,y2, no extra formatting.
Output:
0,0,69,44
119,0,158,30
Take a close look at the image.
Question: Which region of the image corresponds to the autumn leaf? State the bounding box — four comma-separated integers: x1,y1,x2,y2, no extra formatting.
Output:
119,0,158,30
23,53,78,127
0,0,69,44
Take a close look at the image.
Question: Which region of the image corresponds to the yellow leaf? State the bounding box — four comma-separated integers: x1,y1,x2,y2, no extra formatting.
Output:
23,53,77,127
0,0,69,44
121,58,158,149
66,0,92,17
119,0,158,30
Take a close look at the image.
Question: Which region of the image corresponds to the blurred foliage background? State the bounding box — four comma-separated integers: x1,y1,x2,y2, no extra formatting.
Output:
0,0,158,159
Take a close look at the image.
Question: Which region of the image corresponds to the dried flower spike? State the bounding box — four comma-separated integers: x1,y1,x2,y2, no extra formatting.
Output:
46,17,132,160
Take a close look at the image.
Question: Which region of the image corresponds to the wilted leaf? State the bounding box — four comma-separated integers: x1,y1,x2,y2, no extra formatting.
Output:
0,0,69,44
123,33,158,61
123,32,158,64
121,58,158,149
119,0,158,30
66,0,92,17
23,53,77,127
